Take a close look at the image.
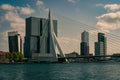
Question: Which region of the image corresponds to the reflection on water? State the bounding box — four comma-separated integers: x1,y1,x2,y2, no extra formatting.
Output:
0,63,120,80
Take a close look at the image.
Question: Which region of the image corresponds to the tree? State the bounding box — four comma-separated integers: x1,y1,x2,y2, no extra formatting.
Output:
6,52,24,62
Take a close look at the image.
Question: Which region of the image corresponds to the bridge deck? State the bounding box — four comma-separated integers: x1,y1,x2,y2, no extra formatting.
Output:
58,55,118,59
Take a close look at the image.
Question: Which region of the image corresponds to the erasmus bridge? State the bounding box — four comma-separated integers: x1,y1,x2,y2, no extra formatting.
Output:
24,8,120,62
39,9,66,62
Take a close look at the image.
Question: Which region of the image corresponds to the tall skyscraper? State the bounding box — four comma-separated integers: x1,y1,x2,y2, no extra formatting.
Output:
8,31,22,53
80,30,89,56
24,17,58,58
95,33,107,56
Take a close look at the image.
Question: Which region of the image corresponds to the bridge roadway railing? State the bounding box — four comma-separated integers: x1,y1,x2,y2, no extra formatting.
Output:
58,55,115,59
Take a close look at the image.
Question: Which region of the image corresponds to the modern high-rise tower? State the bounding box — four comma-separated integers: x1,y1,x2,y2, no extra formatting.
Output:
8,31,22,53
24,17,57,58
95,33,107,56
80,30,89,56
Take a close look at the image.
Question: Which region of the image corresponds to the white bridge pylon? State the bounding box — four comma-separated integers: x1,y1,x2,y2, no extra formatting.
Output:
40,8,66,61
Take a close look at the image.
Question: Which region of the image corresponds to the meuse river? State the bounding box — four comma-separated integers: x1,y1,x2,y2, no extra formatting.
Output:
0,62,120,80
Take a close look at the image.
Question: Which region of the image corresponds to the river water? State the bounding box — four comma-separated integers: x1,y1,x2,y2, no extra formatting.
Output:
0,62,120,80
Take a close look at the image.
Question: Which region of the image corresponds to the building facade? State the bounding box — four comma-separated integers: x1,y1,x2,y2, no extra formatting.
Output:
24,17,58,59
95,33,107,56
80,30,89,56
8,31,22,53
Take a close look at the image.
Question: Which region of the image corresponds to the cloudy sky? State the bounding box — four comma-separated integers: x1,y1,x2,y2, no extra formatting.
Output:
0,0,120,55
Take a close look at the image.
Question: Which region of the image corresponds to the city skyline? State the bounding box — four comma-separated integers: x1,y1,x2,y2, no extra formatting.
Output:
0,0,120,54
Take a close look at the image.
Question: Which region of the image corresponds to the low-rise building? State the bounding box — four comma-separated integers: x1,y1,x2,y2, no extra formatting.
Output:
65,51,79,57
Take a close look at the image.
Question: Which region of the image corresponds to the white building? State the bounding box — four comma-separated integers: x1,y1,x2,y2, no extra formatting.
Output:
8,31,22,53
